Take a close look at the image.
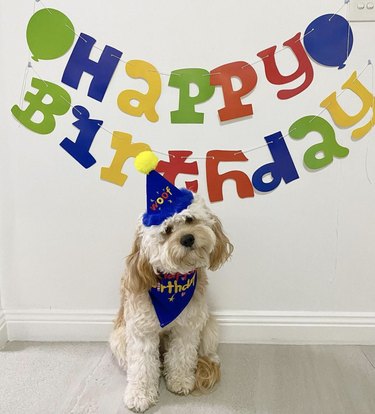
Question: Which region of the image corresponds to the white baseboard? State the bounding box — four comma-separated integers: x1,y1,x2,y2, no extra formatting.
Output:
214,311,375,344
0,310,8,348
4,309,375,344
5,310,114,342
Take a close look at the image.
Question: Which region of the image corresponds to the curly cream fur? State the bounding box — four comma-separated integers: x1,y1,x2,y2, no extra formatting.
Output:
110,194,232,412
209,217,234,271
194,356,221,394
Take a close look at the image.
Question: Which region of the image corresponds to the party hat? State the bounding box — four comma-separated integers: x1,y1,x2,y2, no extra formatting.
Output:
134,151,193,226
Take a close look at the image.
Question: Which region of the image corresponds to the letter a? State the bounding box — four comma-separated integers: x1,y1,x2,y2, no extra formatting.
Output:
117,60,161,122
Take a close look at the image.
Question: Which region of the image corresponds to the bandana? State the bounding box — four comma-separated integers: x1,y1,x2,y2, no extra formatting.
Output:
149,270,197,327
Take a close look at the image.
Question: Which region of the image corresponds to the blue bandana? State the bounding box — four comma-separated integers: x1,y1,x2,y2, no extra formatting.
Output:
149,270,197,327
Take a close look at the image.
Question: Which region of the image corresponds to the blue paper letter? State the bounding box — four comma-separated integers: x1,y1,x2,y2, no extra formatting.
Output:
60,105,103,168
62,33,122,102
252,132,299,192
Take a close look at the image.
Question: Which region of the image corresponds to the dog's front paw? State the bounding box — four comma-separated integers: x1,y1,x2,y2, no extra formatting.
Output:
124,384,159,412
165,373,196,396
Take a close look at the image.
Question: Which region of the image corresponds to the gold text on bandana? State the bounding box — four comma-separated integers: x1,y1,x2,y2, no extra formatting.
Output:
157,274,196,295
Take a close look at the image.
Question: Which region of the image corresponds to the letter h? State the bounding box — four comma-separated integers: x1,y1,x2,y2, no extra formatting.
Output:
62,33,122,102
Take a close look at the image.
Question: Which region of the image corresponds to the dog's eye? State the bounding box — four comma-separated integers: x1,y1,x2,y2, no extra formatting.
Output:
165,225,173,235
185,216,194,224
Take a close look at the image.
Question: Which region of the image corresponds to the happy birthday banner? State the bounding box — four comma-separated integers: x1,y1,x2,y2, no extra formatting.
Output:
11,4,375,202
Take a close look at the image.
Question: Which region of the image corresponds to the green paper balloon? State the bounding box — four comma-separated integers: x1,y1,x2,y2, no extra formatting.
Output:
26,8,75,61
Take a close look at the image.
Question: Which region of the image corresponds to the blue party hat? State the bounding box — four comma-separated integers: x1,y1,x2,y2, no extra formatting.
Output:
135,151,193,227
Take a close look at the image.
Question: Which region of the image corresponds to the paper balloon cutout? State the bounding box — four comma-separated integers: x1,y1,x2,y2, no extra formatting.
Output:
303,14,353,69
26,9,75,61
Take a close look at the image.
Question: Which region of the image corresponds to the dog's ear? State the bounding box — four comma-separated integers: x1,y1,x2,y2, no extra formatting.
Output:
209,215,234,271
123,229,158,294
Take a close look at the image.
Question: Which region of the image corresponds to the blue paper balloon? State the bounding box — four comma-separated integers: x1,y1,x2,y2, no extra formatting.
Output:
303,14,353,70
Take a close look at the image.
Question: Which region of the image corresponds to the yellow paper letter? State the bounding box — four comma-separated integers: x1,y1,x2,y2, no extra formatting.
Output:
101,131,150,186
320,71,375,140
117,60,161,122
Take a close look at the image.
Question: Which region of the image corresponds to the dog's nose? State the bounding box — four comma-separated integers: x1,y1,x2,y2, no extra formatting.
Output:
180,234,195,248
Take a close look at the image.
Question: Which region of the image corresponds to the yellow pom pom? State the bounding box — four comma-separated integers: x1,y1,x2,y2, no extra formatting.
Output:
134,151,159,174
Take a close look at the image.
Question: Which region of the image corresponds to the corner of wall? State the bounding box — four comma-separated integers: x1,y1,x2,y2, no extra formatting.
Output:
0,308,8,348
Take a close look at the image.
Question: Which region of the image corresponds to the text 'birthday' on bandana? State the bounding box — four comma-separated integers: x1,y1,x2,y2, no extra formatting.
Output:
149,270,197,327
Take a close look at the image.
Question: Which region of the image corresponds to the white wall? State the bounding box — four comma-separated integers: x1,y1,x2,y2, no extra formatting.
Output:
1,0,375,343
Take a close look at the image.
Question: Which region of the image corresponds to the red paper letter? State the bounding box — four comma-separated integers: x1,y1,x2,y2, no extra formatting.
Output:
210,61,258,122
206,150,254,202
156,151,199,192
257,32,314,100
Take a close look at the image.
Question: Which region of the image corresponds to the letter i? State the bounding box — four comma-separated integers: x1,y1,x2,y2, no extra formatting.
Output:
60,105,102,168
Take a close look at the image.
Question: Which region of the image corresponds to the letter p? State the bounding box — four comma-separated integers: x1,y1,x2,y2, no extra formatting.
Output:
169,68,215,124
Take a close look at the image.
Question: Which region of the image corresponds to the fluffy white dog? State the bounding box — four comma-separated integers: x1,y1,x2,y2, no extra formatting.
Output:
110,193,233,412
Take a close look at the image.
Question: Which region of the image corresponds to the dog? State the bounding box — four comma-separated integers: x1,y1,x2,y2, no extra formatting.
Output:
110,192,233,412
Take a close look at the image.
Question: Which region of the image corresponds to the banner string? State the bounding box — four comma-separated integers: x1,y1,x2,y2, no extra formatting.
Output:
66,25,88,44
332,0,353,277
241,28,316,70
151,149,179,158
345,0,351,62
365,146,373,184
330,0,350,21
18,63,30,110
365,59,374,184
22,59,372,162
58,93,83,116
17,0,374,170
30,65,48,87
18,0,38,113
29,0,350,83
37,0,52,15
32,0,329,79
236,61,372,158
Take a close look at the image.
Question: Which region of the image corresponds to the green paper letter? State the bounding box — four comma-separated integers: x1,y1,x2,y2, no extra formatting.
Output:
11,77,71,134
169,68,215,123
289,116,349,170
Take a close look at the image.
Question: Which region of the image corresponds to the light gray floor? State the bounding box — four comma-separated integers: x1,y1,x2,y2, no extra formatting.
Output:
1,342,375,414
